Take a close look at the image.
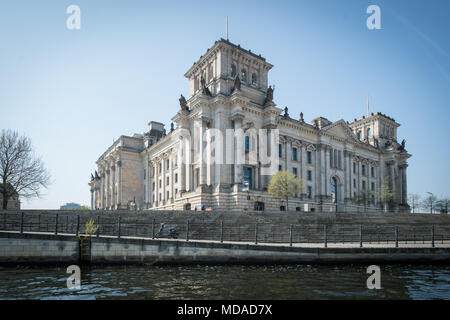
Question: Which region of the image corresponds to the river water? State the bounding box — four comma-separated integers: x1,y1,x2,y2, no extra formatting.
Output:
0,264,449,300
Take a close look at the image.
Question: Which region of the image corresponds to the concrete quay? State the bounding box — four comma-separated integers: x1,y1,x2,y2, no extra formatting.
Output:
1,231,449,266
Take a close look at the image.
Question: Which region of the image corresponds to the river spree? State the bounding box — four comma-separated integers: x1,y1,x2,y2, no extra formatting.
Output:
0,264,449,300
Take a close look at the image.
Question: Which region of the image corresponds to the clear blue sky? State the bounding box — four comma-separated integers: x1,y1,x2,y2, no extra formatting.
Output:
1,0,449,209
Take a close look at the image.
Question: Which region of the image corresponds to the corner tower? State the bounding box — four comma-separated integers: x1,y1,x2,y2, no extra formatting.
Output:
184,39,273,107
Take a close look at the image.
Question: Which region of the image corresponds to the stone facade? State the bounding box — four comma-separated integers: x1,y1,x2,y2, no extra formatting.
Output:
89,39,411,212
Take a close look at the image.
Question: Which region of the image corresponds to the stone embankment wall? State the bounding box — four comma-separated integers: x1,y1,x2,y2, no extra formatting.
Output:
1,231,450,266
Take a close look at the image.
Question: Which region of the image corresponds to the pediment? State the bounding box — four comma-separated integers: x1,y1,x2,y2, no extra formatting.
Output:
321,119,359,142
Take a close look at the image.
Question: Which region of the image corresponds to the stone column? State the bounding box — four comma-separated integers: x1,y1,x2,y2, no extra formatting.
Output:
105,167,110,209
90,189,94,209
343,151,349,199
324,146,330,196
285,139,291,172
315,145,321,198
198,119,207,186
99,169,104,209
162,156,167,203
155,160,160,206
358,160,362,192
389,161,395,193
233,115,244,185
94,188,99,209
117,160,122,209
178,142,186,193
148,161,153,207
402,164,408,204
170,153,175,201
111,164,116,209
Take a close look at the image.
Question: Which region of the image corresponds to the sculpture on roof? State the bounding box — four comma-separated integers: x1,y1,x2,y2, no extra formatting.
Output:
300,112,304,122
283,106,289,118
179,94,188,111
264,85,274,105
398,139,406,151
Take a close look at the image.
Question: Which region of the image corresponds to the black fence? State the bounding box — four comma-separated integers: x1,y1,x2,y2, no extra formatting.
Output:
1,212,449,248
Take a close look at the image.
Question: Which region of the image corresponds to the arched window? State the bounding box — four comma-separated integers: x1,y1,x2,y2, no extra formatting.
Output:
251,73,258,86
367,128,371,137
231,64,236,77
331,177,338,203
241,68,247,82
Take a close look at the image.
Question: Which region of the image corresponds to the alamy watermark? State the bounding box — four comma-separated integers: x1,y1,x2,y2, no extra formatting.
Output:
66,5,81,30
66,265,81,290
366,265,381,289
366,5,381,30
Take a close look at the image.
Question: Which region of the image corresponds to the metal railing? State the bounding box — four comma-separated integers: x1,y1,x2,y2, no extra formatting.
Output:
1,212,449,248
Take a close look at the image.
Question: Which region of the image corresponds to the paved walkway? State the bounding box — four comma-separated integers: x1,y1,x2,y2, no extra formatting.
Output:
2,230,449,249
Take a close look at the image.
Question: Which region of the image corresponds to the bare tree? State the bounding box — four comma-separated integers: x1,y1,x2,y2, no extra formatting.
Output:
436,197,449,214
421,193,438,214
408,193,421,213
0,129,51,209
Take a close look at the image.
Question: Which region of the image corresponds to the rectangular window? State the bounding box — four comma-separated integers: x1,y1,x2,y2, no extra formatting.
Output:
175,173,178,183
362,165,366,176
152,182,155,190
159,163,162,174
371,167,375,177
167,191,169,199
362,180,366,190
292,148,297,161
293,167,297,177
166,159,170,170
244,135,250,151
353,162,356,174
307,170,312,181
144,169,146,179
166,176,169,186
278,165,282,172
159,180,161,188
307,151,312,164
243,167,253,189
371,182,375,191
307,186,312,199
353,179,356,188
278,144,283,158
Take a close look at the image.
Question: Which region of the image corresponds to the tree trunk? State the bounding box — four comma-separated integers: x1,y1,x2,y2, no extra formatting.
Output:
286,197,289,212
2,195,7,210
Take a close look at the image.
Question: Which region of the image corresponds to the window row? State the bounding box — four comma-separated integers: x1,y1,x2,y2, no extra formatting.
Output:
278,144,312,164
352,162,376,177
230,64,259,86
